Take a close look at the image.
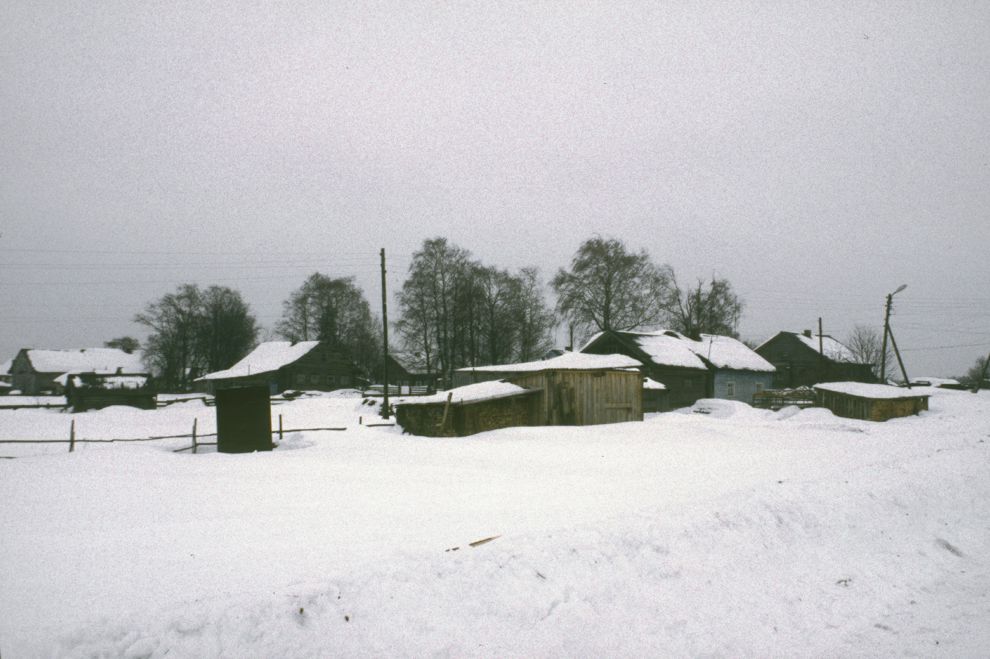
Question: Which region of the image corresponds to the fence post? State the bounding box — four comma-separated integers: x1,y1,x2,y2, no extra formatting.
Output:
192,417,198,455
278,414,283,440
69,419,75,453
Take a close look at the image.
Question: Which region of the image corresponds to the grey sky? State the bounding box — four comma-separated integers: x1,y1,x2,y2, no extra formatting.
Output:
2,1,988,377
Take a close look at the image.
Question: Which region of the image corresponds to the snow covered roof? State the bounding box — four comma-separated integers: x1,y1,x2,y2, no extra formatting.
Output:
686,334,775,372
813,382,930,400
199,341,319,380
455,352,641,374
57,373,150,389
626,332,708,369
586,330,774,372
909,376,960,387
23,349,144,375
643,377,667,390
398,380,538,406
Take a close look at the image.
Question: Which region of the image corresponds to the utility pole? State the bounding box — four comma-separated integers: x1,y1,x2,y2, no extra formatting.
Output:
880,295,892,384
380,248,390,419
881,284,909,388
818,317,825,374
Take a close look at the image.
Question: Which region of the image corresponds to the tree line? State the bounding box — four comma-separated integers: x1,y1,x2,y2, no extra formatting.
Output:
116,235,762,390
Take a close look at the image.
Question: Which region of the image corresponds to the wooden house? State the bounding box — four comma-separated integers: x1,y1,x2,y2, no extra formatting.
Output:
9,348,145,395
197,341,358,394
0,358,12,395
385,353,437,393
580,330,775,410
813,382,929,422
756,330,875,388
399,353,644,436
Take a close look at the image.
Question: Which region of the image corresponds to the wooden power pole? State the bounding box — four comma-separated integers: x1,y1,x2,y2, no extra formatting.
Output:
380,248,390,419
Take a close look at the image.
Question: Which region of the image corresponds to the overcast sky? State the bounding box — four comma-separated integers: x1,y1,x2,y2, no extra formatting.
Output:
2,1,988,377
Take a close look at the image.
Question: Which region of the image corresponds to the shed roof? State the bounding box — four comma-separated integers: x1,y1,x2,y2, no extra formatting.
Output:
199,341,319,381
813,382,929,400
398,380,538,406
455,352,641,374
22,348,144,375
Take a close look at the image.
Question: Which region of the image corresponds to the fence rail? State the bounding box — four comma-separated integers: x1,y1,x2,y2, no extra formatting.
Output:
0,413,350,456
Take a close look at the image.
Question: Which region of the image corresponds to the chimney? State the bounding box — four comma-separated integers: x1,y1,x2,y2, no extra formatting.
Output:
802,329,812,338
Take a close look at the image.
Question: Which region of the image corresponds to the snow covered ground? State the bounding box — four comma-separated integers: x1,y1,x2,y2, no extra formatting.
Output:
1,388,988,657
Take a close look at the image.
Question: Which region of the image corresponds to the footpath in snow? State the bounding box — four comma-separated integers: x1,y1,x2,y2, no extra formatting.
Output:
1,388,988,656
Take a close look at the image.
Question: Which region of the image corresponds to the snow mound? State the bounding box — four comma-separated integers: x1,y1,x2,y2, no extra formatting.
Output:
683,399,768,421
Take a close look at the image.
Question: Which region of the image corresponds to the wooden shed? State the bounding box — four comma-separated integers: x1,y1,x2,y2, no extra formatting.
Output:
395,381,541,437
400,353,644,436
813,382,929,422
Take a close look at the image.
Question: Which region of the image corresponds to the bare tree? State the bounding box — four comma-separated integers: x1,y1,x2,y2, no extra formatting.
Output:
512,267,556,361
963,354,990,389
552,236,675,333
670,275,744,339
845,324,890,381
276,273,381,378
135,284,258,390
104,336,140,353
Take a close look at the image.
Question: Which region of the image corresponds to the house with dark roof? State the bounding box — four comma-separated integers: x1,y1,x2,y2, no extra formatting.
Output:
9,348,145,395
755,330,875,388
198,341,359,394
580,330,775,410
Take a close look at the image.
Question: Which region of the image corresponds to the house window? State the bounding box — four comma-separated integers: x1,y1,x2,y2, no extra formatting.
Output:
726,381,736,398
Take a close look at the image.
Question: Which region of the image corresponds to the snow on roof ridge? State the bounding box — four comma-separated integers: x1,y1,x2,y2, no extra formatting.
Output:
813,381,930,399
397,380,537,406
455,352,641,374
199,340,320,380
24,348,145,374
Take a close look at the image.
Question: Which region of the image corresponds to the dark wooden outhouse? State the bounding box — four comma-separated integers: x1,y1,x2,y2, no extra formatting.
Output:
813,382,929,422
215,385,273,453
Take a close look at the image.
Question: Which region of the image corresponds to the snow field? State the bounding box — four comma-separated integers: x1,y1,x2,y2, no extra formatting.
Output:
1,388,988,656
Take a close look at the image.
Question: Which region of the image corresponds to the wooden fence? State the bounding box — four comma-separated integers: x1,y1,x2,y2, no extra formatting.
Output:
0,413,357,456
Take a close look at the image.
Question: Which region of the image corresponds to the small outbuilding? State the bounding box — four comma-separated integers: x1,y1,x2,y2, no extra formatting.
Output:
395,381,541,437
813,382,929,422
63,371,156,411
214,385,273,453
399,353,644,436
